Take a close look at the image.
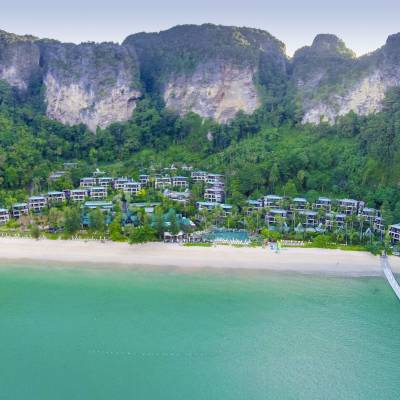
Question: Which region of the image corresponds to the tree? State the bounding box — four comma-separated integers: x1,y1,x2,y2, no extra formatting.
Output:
30,223,40,239
269,163,279,191
89,208,105,232
129,225,156,244
48,208,63,230
64,208,81,235
109,213,125,241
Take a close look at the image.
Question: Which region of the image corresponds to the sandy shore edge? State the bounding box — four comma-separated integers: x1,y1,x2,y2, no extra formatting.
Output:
0,237,399,276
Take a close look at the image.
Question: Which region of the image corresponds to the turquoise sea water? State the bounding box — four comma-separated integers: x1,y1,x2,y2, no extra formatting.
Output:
0,264,399,400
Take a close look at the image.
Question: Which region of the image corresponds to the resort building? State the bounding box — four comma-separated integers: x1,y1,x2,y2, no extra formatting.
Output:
80,177,97,188
155,176,172,189
163,189,191,203
70,189,87,202
264,195,283,209
172,176,189,189
191,171,208,182
291,197,308,211
83,201,114,211
337,199,360,215
92,168,106,177
49,171,66,181
114,178,130,190
207,173,224,185
181,164,193,171
325,213,347,229
47,191,66,203
389,224,400,244
0,208,10,225
374,217,385,235
97,177,114,188
298,210,318,227
12,203,29,218
139,175,150,185
204,187,225,203
89,187,107,200
123,182,142,195
359,207,379,224
196,202,232,215
245,199,264,216
63,162,78,169
265,209,287,226
314,197,332,212
28,196,47,213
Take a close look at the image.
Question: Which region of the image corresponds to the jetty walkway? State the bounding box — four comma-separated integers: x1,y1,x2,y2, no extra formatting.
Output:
381,256,400,301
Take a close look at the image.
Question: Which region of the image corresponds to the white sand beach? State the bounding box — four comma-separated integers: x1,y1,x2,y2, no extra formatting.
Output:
0,237,399,275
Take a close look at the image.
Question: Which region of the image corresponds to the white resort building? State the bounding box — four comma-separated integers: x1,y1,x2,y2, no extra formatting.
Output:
28,196,47,213
12,203,29,218
123,182,142,195
47,191,66,203
70,189,87,202
80,177,97,188
89,187,107,200
0,208,10,225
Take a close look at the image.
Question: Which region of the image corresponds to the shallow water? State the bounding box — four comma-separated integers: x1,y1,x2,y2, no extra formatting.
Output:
0,264,399,399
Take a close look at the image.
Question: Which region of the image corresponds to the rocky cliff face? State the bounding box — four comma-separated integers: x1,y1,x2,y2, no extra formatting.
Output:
292,33,400,124
125,24,287,122
0,30,40,91
1,25,400,130
39,41,141,131
0,32,141,132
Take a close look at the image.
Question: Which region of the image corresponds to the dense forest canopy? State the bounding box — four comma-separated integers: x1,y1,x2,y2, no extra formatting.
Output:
0,77,399,223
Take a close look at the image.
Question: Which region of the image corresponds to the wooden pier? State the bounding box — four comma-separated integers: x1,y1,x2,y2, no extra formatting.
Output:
381,256,400,301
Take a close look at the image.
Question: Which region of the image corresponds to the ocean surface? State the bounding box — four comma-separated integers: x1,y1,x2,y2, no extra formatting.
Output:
0,264,399,400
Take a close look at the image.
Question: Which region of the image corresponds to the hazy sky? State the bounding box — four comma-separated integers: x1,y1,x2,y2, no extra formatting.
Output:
1,0,399,56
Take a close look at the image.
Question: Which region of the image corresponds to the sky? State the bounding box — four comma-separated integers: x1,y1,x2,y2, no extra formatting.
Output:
1,0,399,56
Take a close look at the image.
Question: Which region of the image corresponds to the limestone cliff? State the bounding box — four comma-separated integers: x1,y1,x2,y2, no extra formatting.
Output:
292,33,400,124
0,31,142,132
124,24,287,122
0,30,40,91
39,41,141,131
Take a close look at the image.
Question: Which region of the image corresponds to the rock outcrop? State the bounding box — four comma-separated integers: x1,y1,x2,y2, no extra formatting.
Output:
125,24,287,122
292,33,400,124
39,41,141,131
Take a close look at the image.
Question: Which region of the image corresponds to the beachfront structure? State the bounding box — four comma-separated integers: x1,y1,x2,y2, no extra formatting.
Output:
265,209,287,226
97,177,114,188
70,189,87,202
204,187,225,203
291,197,308,211
298,210,318,227
114,178,130,190
191,171,208,182
389,224,400,244
0,208,10,225
139,175,150,185
314,197,332,212
337,199,361,215
172,176,189,189
207,173,224,185
264,195,283,209
47,191,65,203
155,176,172,189
28,196,47,213
123,181,142,195
89,187,107,200
325,212,346,229
12,203,29,218
163,189,191,203
80,177,96,188
196,201,232,215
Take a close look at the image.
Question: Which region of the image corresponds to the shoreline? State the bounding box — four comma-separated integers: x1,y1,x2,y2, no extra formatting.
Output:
1,237,399,276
